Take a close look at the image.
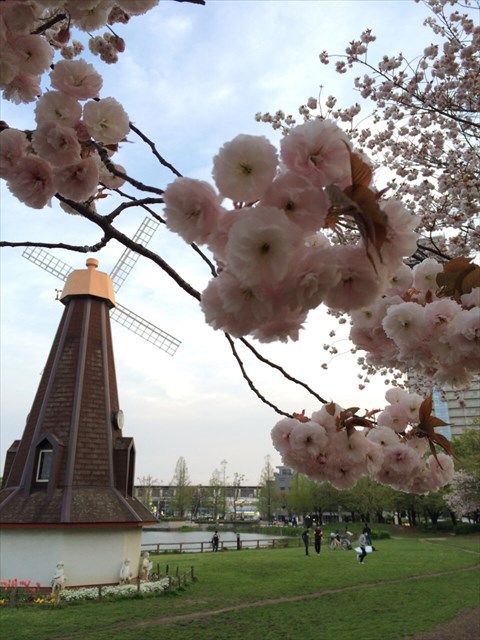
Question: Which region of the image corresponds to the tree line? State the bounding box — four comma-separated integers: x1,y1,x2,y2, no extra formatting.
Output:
136,432,479,525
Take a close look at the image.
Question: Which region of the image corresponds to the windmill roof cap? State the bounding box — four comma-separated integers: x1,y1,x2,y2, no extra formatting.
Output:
60,258,115,308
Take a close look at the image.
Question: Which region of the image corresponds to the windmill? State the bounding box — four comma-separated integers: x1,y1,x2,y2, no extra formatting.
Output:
22,216,181,356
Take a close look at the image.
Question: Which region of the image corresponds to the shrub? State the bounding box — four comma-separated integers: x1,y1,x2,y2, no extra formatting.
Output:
453,522,480,535
371,530,391,540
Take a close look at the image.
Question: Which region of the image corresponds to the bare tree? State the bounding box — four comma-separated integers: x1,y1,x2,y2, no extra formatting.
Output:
136,474,158,511
170,457,192,518
258,455,281,523
231,472,245,520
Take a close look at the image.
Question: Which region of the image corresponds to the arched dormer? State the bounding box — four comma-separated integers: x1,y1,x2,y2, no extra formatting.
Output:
29,434,64,495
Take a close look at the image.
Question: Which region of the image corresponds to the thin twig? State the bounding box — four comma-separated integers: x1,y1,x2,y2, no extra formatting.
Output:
224,334,294,418
239,338,328,404
129,123,183,178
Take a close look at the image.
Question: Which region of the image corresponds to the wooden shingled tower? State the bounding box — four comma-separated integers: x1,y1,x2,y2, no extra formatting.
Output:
0,258,156,588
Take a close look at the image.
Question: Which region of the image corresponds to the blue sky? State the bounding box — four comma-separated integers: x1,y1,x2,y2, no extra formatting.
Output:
0,0,437,485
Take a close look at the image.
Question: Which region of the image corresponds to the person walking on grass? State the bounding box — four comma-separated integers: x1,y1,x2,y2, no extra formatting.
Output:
314,525,323,555
356,531,367,564
302,527,311,556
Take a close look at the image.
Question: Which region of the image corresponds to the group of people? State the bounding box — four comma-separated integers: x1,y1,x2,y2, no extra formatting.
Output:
301,523,374,564
301,525,324,556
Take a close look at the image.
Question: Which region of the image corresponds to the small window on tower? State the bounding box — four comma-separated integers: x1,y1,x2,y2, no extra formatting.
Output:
36,449,53,482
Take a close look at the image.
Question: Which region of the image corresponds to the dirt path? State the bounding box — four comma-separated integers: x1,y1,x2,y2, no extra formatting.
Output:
57,563,480,639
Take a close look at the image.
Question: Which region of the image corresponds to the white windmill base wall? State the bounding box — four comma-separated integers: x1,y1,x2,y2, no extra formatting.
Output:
0,527,143,588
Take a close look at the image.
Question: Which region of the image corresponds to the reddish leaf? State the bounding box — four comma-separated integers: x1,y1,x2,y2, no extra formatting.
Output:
292,409,309,423
418,395,433,426
349,151,372,186
436,257,480,301
413,394,456,464
325,402,337,416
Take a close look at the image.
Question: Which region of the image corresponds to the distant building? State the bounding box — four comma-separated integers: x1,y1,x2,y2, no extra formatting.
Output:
408,373,480,439
274,466,294,493
134,484,261,520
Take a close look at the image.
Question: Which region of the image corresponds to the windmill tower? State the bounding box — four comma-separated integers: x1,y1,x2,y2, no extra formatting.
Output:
0,224,179,588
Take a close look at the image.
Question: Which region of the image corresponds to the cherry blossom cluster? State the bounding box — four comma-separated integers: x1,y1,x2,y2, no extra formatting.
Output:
163,121,420,343
349,258,480,389
271,388,455,494
259,1,479,259
0,1,159,104
444,470,480,519
0,1,161,209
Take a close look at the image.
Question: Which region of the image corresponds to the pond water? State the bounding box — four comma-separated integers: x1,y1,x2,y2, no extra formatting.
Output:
141,530,284,553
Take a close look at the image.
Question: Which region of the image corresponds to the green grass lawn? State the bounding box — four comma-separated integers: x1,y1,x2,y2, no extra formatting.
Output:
1,535,479,640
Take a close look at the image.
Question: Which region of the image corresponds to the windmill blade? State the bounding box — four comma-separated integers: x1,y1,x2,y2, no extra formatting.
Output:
109,217,160,293
112,303,181,356
22,239,181,356
23,246,73,282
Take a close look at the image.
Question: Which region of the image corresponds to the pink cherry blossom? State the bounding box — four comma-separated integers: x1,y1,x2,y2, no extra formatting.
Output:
163,177,223,245
50,59,103,100
326,462,365,490
11,34,54,76
116,0,160,15
283,245,341,313
427,453,455,491
98,161,126,189
323,245,385,311
0,48,19,88
385,263,413,295
382,301,428,347
381,199,420,261
65,0,113,32
270,418,296,455
215,270,275,324
424,298,461,335
35,91,82,127
0,128,29,179
366,426,399,447
289,421,328,460
376,403,410,432
2,72,40,104
461,288,480,309
7,155,55,209
83,96,130,144
32,122,81,166
225,206,297,287
447,307,480,359
200,275,260,338
406,435,429,456
280,119,351,188
260,172,328,233
1,1,39,33
212,134,277,203
252,307,308,343
374,444,424,488
54,157,99,201
412,257,443,293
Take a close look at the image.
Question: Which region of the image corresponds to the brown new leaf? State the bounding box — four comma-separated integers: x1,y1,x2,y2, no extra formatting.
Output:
325,402,337,417
292,409,310,423
336,407,376,436
436,257,480,301
327,149,389,271
413,395,457,464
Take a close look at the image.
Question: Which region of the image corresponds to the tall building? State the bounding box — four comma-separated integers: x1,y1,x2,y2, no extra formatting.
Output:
408,374,480,439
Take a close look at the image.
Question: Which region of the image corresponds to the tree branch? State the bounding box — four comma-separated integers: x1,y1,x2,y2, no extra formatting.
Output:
224,334,294,418
239,338,328,404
